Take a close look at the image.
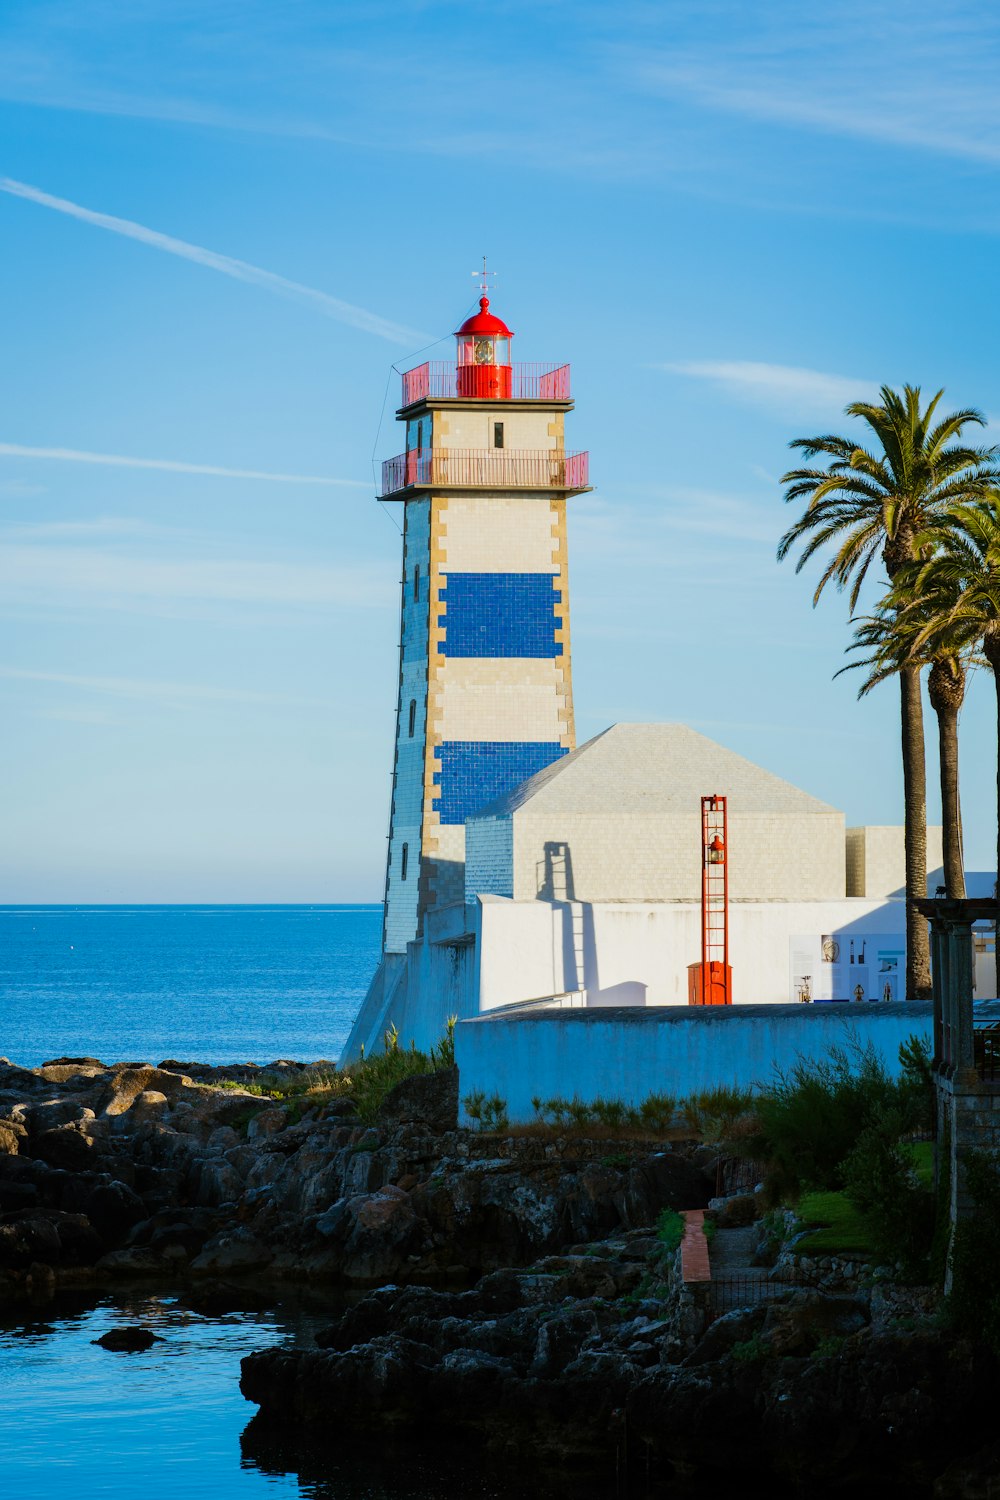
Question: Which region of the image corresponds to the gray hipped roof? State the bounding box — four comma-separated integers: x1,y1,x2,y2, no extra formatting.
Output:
474,723,839,819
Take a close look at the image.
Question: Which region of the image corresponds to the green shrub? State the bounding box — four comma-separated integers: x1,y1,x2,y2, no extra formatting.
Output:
682,1085,756,1141
947,1150,1000,1350
748,1037,928,1203
731,1332,770,1365
463,1090,509,1132
841,1107,935,1277
638,1092,677,1132
529,1091,676,1135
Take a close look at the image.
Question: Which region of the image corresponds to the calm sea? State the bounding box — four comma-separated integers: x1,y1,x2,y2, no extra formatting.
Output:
0,905,382,1068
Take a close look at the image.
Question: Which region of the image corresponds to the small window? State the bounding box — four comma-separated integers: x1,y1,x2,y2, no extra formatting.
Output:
413,564,420,602
493,421,504,449
400,843,409,881
407,699,416,737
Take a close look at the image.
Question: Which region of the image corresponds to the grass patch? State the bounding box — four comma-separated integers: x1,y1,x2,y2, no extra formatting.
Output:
793,1190,875,1257
655,1208,686,1255
905,1139,934,1188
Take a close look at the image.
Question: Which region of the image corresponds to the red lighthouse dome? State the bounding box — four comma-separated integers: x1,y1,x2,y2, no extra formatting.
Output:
455,297,513,399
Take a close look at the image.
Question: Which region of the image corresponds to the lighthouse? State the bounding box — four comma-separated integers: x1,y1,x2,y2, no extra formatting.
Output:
378,291,590,954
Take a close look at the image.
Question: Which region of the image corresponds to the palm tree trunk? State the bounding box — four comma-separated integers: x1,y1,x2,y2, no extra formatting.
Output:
928,656,966,900
985,637,1000,954
901,664,932,998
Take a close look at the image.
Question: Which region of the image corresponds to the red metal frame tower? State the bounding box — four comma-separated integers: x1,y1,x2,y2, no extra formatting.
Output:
689,794,733,1005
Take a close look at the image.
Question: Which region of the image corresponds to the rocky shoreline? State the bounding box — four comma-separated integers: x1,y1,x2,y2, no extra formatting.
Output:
3,1054,998,1496
0,1054,707,1292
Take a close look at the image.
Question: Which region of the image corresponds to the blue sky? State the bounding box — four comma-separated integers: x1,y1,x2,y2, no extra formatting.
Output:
3,0,1000,901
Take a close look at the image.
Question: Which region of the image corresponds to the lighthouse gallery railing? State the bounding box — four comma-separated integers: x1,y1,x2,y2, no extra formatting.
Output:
379,448,589,497
401,362,571,406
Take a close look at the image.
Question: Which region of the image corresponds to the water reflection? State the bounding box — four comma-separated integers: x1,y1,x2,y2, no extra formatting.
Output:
0,1288,704,1499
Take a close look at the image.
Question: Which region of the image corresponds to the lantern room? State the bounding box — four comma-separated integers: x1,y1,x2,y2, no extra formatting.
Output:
455,297,513,399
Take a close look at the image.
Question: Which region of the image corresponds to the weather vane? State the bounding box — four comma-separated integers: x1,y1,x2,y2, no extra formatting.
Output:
472,255,496,296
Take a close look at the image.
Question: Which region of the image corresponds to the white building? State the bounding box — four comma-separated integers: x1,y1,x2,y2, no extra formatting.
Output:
341,293,969,1071
344,716,946,1058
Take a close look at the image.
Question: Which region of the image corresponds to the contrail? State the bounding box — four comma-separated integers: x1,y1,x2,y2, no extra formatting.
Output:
0,442,368,486
0,177,430,347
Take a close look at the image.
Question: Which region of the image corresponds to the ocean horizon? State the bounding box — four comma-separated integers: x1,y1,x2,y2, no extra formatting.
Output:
0,904,382,1069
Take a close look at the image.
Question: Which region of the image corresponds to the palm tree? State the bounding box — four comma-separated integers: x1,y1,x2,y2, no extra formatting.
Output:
842,587,969,900
778,385,998,998
901,502,1000,924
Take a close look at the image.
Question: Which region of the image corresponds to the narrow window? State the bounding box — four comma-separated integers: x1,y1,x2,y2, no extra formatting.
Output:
493,421,504,449
408,699,416,737
401,843,409,881
413,564,420,602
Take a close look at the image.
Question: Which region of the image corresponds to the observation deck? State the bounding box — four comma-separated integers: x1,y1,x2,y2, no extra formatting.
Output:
379,447,590,500
398,361,572,413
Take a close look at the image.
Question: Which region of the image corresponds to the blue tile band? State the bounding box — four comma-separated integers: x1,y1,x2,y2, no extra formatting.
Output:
433,741,568,825
439,573,561,658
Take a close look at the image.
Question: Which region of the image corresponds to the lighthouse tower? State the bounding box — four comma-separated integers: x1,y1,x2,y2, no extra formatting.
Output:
378,293,590,955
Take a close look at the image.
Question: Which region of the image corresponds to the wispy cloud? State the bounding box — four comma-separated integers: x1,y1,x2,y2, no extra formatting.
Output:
0,543,392,612
0,478,47,498
0,665,323,708
657,360,876,418
0,441,367,487
0,177,430,346
4,517,174,541
637,60,1000,167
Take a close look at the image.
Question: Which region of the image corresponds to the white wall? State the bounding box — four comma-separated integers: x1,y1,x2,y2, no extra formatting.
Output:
383,499,430,954
437,410,560,452
455,1002,934,1123
474,895,910,1010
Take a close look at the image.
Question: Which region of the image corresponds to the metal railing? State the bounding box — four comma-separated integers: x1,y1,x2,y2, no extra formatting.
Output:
379,447,589,497
401,362,571,405
708,1272,792,1321
974,1020,1000,1081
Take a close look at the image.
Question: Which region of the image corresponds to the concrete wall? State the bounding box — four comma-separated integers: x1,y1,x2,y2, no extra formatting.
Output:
455,1002,934,1123
494,809,847,903
474,894,909,1010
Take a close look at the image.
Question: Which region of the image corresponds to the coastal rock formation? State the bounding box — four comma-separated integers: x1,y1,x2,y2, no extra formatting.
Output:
0,1056,711,1296
240,1241,998,1494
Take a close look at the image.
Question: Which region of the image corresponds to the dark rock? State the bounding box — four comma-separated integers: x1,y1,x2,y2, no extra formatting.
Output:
33,1125,94,1171
323,1098,358,1120
707,1192,757,1228
93,1326,162,1352
0,1123,21,1156
377,1068,458,1134
128,1206,220,1251
682,1305,767,1367
96,1247,178,1274
190,1229,273,1274
78,1178,146,1243
0,1213,61,1267
760,1290,868,1356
